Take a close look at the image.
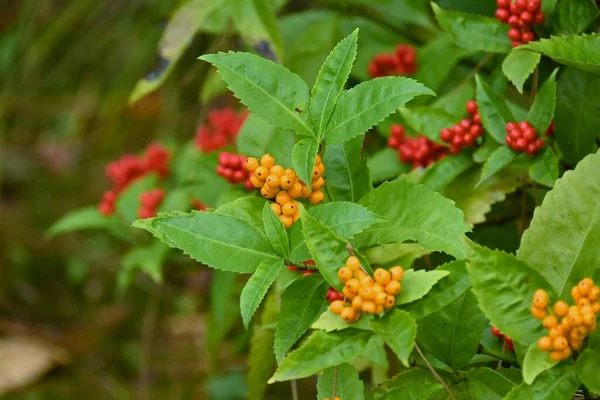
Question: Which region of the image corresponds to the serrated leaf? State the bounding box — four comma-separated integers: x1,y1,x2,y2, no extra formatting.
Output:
466,242,556,345
240,259,283,328
576,348,600,394
274,274,328,363
432,80,475,119
237,114,278,156
431,3,511,53
529,146,559,187
504,365,580,400
312,310,374,332
309,202,386,239
421,153,474,192
522,343,560,385
399,106,457,144
310,29,358,137
317,364,365,400
475,75,515,144
368,368,442,400
325,77,434,144
262,202,289,258
199,52,314,137
215,196,266,231
355,178,470,259
478,146,517,186
518,150,600,298
396,269,450,306
418,290,486,371
133,211,279,273
467,368,515,399
269,329,371,382
555,67,600,165
368,148,410,184
520,34,600,74
323,135,372,202
370,309,416,367
502,50,541,93
292,138,319,189
403,261,470,319
551,0,599,36
528,69,558,134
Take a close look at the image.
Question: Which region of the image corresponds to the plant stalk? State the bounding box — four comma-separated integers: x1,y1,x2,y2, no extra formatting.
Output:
331,365,339,399
415,343,456,400
478,345,519,367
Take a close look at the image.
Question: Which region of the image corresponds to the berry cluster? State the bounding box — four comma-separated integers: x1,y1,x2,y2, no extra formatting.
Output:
495,0,545,47
217,152,253,191
330,256,404,323
440,100,483,154
368,44,418,78
99,142,170,216
245,154,325,228
533,279,599,361
138,188,165,219
195,108,248,153
505,121,545,155
490,326,515,352
326,287,344,303
388,125,447,168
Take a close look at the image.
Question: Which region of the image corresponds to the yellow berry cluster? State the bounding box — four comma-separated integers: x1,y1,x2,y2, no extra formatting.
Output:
330,256,404,323
245,153,326,228
534,278,600,361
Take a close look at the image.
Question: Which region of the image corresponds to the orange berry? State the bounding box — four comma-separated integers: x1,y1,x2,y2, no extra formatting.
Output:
250,175,265,188
578,278,594,296
362,301,376,314
537,336,552,351
549,326,564,338
330,300,344,314
531,306,547,319
390,266,404,281
533,289,549,309
270,203,282,215
562,347,572,359
351,296,363,311
283,168,296,179
288,182,303,198
375,292,387,305
592,302,600,314
582,312,596,327
353,270,367,280
276,191,292,205
376,305,384,314
359,286,375,300
315,154,322,164
374,268,391,285
589,322,598,332
254,166,269,180
385,280,401,295
282,202,297,217
384,295,395,309
261,185,277,199
265,175,280,188
373,284,384,294
316,163,325,176
292,211,300,223
260,154,275,168
569,338,582,350
553,336,568,351
346,256,361,271
588,287,600,301
279,215,293,228
312,176,325,190
309,190,324,204
570,326,587,340
270,165,285,177
572,286,582,301
550,351,564,361
569,313,583,327
300,184,312,199
578,298,591,307
245,157,259,171
337,267,353,283
342,286,356,300
543,315,558,329
345,279,360,293
280,175,294,189
312,166,324,180
560,317,572,332
360,276,374,287
341,307,356,322
554,301,569,317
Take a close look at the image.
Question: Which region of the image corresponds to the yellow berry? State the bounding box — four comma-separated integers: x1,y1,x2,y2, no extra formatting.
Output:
288,182,303,198
531,306,546,319
270,165,285,177
283,168,296,179
375,292,387,305
270,203,282,215
345,279,360,293
330,300,344,315
279,215,293,228
362,301,376,314
343,287,356,300
337,267,353,283
309,190,324,204
553,336,568,351
260,154,275,168
390,266,404,281
385,280,401,295
359,286,375,300
578,278,594,296
261,185,277,199
384,295,395,309
282,202,297,217
341,307,356,322
572,286,582,301
374,268,391,286
588,286,600,301
533,289,549,309
537,336,552,351
351,296,363,311
276,191,292,205
265,175,280,189
346,256,361,271
245,157,259,171
280,175,295,190
312,176,325,190
254,166,269,180
250,175,265,188
554,301,569,317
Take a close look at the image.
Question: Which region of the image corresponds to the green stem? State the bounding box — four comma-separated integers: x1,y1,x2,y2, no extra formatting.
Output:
415,343,456,400
479,345,519,366
324,182,336,203
331,365,339,399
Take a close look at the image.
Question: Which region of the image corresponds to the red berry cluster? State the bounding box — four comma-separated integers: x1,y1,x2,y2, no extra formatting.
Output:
326,287,344,303
440,100,483,154
287,260,317,276
491,326,515,352
505,121,545,155
388,125,447,168
138,188,165,219
99,142,170,216
195,109,248,153
192,199,207,211
368,44,418,78
217,152,254,191
495,0,545,47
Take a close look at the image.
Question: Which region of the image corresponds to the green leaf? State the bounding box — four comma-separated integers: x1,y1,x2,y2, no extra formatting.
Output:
551,0,599,36
403,261,470,319
240,259,283,328
310,29,358,137
520,34,600,74
504,365,580,400
237,114,278,157
325,77,435,144
418,290,486,371
116,174,159,223
317,364,365,400
368,368,442,400
207,271,239,352
529,147,559,187
396,269,451,306
269,329,371,382
355,178,470,259
555,67,600,165
517,150,600,298
309,202,386,239
527,69,558,134
466,242,556,345
576,348,600,394
117,241,169,293
262,202,289,258
467,368,515,399
431,3,511,53
368,148,409,184
274,274,328,363
292,138,319,189
128,0,227,104
300,204,349,291
312,310,374,332
323,135,373,202
502,50,541,93
432,80,475,119
478,146,517,186
48,206,121,237
370,309,417,367
522,343,560,385
421,154,474,192
215,196,266,231
475,75,515,144
199,52,314,137
399,106,457,144
133,211,279,273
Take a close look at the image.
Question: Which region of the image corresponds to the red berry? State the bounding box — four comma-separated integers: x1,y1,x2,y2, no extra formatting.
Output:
304,260,316,266
534,11,545,24
509,129,522,141
505,336,514,352
512,41,523,48
460,119,471,130
508,15,520,27
516,0,528,10
440,128,454,143
519,121,531,130
391,124,405,137
508,28,522,41
527,0,541,12
303,270,315,276
523,128,537,142
491,326,502,337
515,138,527,151
450,143,462,154
520,11,533,24
470,124,482,137
521,30,535,43
287,265,298,272
388,136,400,148
497,0,510,7
506,122,518,133
526,143,538,155
505,136,514,147
452,124,465,135
495,8,510,21
99,201,114,216
466,100,478,114
473,113,481,124
535,138,545,149
463,134,475,147
233,169,246,183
